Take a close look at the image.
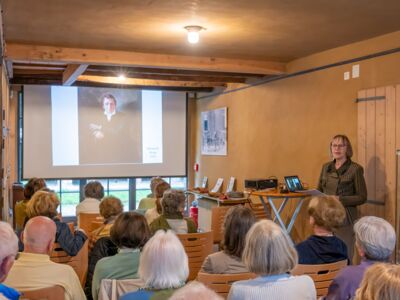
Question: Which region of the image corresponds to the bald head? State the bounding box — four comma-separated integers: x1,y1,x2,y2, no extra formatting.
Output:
23,216,56,254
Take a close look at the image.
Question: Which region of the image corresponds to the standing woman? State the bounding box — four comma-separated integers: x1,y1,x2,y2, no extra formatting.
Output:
317,134,367,258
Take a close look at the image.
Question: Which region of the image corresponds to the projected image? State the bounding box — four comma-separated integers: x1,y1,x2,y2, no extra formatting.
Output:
78,87,142,165
51,86,164,167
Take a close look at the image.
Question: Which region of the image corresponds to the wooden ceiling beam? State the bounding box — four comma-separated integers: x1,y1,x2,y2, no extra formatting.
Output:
83,70,247,83
5,43,286,75
62,63,88,86
86,65,265,78
77,75,227,88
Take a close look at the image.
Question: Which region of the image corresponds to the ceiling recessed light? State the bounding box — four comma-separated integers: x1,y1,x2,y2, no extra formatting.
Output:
117,74,126,81
184,25,205,44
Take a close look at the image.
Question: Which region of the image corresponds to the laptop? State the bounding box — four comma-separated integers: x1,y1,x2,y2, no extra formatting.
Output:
284,175,305,192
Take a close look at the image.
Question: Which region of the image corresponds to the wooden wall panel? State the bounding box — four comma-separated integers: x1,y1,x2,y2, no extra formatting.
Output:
357,85,398,223
385,86,396,225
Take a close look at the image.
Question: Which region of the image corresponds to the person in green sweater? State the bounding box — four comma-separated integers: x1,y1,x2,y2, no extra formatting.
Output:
92,212,150,300
150,189,197,234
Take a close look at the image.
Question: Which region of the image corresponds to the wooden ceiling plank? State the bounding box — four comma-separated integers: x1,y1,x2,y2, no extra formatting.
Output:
77,75,227,88
62,63,88,85
6,43,286,75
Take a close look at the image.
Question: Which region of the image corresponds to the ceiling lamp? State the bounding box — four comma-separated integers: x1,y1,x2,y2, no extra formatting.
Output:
184,25,205,44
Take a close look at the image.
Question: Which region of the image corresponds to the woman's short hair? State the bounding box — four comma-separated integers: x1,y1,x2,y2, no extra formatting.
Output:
308,196,346,231
24,178,47,200
26,191,60,219
139,230,188,289
154,181,171,199
84,181,104,199
110,212,150,249
243,220,297,275
161,189,186,216
170,281,223,300
150,177,165,195
0,221,18,263
99,196,123,220
223,205,256,258
354,216,396,261
330,134,353,158
355,263,400,300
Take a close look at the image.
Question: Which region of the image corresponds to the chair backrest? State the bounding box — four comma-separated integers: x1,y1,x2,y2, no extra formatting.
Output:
211,206,230,244
20,285,65,300
78,213,103,234
50,240,89,287
91,220,105,232
197,272,257,298
98,278,144,300
177,231,214,281
291,260,348,298
245,201,270,220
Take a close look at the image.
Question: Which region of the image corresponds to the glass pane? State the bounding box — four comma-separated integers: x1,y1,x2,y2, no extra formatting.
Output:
136,189,151,208
171,177,187,190
60,192,80,216
47,180,60,193
109,191,129,211
61,180,80,192
109,178,129,190
136,178,151,189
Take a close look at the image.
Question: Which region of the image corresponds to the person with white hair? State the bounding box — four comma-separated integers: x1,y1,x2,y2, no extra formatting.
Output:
170,281,223,300
325,216,396,300
4,216,85,300
120,230,189,300
228,220,316,300
0,222,20,300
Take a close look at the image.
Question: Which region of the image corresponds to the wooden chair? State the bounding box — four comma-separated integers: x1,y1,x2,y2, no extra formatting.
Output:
245,201,271,220
291,260,348,298
91,220,105,233
50,240,89,287
211,206,230,245
197,272,257,299
177,231,213,281
78,213,103,234
20,285,65,300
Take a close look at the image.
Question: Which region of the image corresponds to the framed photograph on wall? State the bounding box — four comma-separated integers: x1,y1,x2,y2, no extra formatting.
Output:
201,107,227,155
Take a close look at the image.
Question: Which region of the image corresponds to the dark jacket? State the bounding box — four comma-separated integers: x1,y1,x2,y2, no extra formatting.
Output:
296,235,348,265
318,159,367,207
54,218,87,256
85,237,118,300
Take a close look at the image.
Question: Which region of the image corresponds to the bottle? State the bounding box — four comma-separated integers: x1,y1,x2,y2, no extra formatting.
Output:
189,200,198,227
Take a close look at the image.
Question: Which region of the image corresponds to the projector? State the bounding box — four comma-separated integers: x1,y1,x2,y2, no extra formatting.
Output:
244,178,278,190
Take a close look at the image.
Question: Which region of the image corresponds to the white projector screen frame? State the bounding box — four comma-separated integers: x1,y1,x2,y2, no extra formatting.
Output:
22,85,187,179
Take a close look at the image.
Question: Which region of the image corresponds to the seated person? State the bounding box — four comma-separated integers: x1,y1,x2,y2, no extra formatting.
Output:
120,230,189,300
26,191,87,256
296,196,348,264
144,179,170,225
150,189,197,234
355,263,400,300
15,178,46,231
92,212,150,300
89,196,123,251
4,216,85,300
228,220,316,300
0,222,20,300
76,181,104,225
325,216,396,300
201,205,256,274
170,281,223,300
138,177,165,210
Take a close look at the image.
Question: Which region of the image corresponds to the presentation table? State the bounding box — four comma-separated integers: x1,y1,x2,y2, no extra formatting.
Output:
186,191,249,231
252,190,307,240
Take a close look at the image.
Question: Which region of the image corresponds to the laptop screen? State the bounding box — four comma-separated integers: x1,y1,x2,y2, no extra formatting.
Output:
284,176,304,192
